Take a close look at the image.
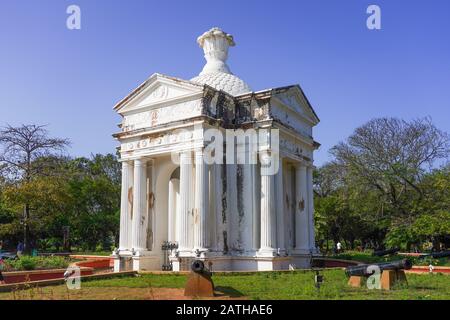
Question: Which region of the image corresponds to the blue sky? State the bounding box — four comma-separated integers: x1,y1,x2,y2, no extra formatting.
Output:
0,0,449,166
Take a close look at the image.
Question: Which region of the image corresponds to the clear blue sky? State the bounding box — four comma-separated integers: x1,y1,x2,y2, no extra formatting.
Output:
1,0,449,166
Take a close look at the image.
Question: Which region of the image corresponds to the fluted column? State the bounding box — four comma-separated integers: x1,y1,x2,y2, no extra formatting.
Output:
194,149,209,251
258,153,276,256
178,152,192,251
275,158,285,253
307,166,316,252
132,158,147,252
168,178,179,242
294,164,309,253
119,161,133,250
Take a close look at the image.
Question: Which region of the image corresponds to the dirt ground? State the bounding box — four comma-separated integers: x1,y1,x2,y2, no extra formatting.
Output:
0,286,247,300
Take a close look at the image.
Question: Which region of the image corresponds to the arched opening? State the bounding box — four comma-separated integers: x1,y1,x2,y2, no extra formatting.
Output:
150,157,179,269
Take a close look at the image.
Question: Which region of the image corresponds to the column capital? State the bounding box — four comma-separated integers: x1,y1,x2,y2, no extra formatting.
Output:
294,161,307,169
194,147,205,154
179,151,193,164
195,148,205,164
134,158,147,166
259,151,271,166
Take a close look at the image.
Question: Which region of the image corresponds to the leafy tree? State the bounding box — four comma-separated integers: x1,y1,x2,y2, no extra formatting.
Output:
0,125,70,251
67,154,121,251
316,118,449,252
331,117,449,223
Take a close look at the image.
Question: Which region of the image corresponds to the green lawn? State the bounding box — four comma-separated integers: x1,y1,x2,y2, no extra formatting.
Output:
1,269,448,300
329,250,450,266
70,251,112,256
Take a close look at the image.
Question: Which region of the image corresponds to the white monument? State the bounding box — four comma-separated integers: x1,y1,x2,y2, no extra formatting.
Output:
112,28,320,272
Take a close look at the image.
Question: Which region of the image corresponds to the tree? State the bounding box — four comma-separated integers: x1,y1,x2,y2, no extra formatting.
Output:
316,118,450,251
0,124,70,251
331,117,449,225
314,163,386,251
67,154,121,251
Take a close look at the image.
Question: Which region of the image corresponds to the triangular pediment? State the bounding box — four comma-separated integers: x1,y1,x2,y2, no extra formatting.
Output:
272,86,320,125
114,73,204,114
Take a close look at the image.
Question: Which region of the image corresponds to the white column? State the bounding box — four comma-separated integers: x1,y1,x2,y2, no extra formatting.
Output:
209,164,218,251
276,159,285,253
119,161,133,251
168,178,179,242
307,166,316,252
175,181,180,242
178,152,192,252
127,165,134,250
294,164,309,253
258,154,276,256
132,158,147,252
194,149,209,251
252,163,260,251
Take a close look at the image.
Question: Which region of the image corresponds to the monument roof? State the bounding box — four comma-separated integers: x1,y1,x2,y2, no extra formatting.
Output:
189,27,252,96
190,72,251,96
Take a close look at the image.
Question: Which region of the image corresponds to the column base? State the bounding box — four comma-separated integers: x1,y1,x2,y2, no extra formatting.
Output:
192,248,209,258
132,253,160,271
171,254,292,271
256,248,278,257
112,252,134,272
177,249,195,258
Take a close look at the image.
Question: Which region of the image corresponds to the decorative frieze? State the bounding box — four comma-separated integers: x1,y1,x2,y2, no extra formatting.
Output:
122,99,202,132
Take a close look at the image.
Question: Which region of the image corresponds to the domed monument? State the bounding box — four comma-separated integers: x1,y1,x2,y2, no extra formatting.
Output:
112,28,320,272
190,27,252,96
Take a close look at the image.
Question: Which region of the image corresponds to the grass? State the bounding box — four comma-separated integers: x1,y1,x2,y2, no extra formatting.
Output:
329,250,450,266
70,251,112,256
1,269,448,300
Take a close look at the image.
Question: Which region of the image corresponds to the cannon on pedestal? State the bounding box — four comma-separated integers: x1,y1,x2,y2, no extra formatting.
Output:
346,259,412,290
184,260,215,297
372,247,400,257
346,259,412,277
420,250,450,259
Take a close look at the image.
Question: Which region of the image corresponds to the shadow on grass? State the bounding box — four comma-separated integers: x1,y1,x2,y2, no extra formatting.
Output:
214,286,244,298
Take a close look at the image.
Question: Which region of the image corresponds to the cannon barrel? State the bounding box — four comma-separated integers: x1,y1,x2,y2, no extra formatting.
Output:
430,251,450,259
191,260,206,273
372,247,400,257
345,259,412,277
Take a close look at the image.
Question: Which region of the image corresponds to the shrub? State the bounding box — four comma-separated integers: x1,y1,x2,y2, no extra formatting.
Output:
10,256,37,270
5,256,70,271
37,256,69,269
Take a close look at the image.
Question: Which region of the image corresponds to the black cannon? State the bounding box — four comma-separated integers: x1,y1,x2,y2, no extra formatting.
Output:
420,251,450,259
372,247,400,257
345,259,412,277
191,260,206,273
184,260,215,297
430,251,450,259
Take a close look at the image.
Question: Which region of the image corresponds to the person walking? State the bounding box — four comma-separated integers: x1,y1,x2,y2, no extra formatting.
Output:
336,241,342,254
16,241,24,257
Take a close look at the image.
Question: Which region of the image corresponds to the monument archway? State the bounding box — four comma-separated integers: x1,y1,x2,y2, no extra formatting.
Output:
151,157,180,268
